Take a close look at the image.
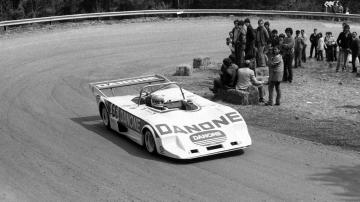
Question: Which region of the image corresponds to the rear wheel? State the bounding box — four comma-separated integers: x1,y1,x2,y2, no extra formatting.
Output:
144,130,156,154
100,105,110,129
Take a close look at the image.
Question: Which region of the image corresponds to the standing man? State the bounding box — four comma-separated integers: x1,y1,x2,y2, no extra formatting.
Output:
244,18,256,61
336,24,352,72
301,29,307,62
309,28,318,58
281,28,295,83
233,20,247,68
350,32,360,73
256,19,270,67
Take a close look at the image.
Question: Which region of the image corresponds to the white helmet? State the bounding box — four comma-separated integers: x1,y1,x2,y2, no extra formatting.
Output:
151,94,165,108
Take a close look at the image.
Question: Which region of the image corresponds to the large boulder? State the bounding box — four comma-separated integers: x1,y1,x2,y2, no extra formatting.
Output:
193,56,211,69
175,64,193,76
217,86,259,105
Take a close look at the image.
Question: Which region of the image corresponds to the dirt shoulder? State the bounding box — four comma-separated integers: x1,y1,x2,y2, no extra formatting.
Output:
166,59,360,152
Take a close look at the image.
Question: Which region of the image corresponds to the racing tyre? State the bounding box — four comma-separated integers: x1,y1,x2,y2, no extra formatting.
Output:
144,130,157,154
100,105,110,129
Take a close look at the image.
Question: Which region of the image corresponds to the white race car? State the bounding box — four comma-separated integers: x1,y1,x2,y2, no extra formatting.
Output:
89,75,252,159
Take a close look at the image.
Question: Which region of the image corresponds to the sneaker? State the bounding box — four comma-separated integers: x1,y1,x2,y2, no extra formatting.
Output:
275,103,280,106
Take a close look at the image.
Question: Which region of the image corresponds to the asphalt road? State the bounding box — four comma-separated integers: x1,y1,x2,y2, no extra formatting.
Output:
1,18,359,202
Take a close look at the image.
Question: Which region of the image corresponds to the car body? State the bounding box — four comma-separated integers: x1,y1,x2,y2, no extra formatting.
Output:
89,75,252,159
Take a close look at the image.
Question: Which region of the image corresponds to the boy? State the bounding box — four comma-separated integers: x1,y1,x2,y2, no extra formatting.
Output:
294,30,304,68
266,46,284,106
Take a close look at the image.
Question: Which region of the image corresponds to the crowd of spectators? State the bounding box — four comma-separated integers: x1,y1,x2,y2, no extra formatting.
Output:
211,18,359,106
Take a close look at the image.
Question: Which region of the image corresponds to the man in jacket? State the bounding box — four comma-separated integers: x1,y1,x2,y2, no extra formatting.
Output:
336,24,352,72
309,28,318,58
256,19,270,67
244,18,256,60
281,27,295,82
233,20,247,68
210,58,238,93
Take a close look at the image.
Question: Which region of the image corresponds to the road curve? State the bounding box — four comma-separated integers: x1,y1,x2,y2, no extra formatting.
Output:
0,18,359,202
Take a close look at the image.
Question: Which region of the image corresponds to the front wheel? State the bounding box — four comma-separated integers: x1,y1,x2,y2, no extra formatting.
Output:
101,106,110,129
144,130,157,154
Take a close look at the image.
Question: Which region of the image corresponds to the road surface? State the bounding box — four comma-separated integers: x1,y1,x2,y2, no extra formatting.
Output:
0,18,359,201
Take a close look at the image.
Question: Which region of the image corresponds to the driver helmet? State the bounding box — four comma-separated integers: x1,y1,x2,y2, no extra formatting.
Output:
151,94,165,108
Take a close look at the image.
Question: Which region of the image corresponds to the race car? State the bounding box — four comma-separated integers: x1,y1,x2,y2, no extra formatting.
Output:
89,75,252,159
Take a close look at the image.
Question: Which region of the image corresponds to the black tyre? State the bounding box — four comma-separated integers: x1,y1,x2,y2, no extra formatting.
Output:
100,105,110,129
144,130,157,154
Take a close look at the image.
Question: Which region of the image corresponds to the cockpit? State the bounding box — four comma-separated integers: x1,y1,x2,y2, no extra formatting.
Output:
139,83,199,111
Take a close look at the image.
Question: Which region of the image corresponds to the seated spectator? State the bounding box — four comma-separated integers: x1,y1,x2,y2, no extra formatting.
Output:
235,61,265,103
266,46,284,106
210,58,238,93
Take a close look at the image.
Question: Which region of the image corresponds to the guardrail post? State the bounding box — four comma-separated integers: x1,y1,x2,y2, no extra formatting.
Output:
3,26,7,32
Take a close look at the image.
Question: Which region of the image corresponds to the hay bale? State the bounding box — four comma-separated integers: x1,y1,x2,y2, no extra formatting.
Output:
193,56,211,69
175,64,193,76
218,87,259,105
256,67,269,77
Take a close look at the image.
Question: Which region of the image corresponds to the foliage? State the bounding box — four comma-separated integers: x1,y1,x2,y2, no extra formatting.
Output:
0,0,359,21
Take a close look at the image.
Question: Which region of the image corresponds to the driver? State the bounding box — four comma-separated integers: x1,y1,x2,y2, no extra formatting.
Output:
150,94,165,110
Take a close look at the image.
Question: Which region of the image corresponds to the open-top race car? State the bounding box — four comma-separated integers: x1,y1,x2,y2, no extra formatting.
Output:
89,75,252,159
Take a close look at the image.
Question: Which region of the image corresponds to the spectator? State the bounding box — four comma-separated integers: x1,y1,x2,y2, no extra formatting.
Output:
294,30,305,68
333,1,339,13
264,21,272,40
266,46,284,106
310,28,319,58
281,27,295,83
325,32,337,62
244,18,256,60
235,61,265,103
271,29,280,48
317,33,326,61
234,20,247,67
278,33,286,55
336,24,352,72
210,58,238,93
345,7,350,15
256,19,270,67
301,29,307,62
338,3,344,14
350,32,360,73
226,32,235,57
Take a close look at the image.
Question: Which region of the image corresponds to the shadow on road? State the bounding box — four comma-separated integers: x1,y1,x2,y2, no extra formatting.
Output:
70,115,245,164
310,165,360,201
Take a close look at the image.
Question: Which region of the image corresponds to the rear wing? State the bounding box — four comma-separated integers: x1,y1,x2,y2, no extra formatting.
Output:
89,74,170,97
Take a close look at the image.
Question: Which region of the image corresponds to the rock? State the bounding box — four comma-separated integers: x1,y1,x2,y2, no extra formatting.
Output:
255,67,269,77
193,56,211,69
338,82,343,85
217,86,259,105
175,64,193,76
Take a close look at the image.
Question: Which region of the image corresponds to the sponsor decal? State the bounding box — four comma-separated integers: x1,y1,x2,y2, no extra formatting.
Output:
190,130,226,146
105,101,142,133
96,76,160,89
154,112,242,135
